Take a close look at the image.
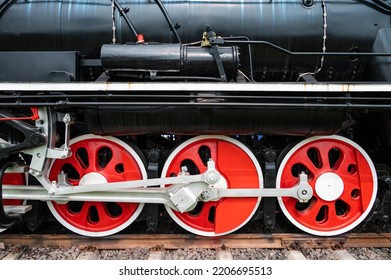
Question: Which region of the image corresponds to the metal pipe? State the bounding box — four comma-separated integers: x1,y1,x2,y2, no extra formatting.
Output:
153,0,182,44
224,40,391,57
112,0,138,39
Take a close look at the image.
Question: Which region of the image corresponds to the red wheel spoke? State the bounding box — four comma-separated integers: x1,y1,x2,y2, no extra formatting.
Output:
191,153,209,174
84,143,100,172
180,142,217,174
320,207,340,229
337,193,363,215
180,202,217,231
200,202,217,223
100,155,117,172
338,183,359,201
297,200,326,223
64,156,85,177
76,202,91,223
333,148,356,173
178,147,208,174
93,203,116,225
89,153,99,173
101,158,129,182
299,153,319,172
317,143,332,171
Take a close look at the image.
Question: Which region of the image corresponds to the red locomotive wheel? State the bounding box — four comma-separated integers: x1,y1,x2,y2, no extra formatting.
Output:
1,138,25,206
3,173,25,206
1,172,25,232
161,136,263,236
277,135,377,236
47,135,147,237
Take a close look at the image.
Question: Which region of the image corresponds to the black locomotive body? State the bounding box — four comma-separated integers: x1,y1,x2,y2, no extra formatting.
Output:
0,0,390,237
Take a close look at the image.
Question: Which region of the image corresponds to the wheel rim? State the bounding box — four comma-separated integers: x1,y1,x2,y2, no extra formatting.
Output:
161,136,263,236
47,135,147,237
277,135,377,236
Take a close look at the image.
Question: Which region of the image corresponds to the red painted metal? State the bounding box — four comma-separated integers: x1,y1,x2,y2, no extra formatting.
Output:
48,137,143,233
163,137,261,235
279,137,376,233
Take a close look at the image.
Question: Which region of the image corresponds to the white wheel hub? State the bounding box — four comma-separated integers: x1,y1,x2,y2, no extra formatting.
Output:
315,172,344,201
79,172,107,186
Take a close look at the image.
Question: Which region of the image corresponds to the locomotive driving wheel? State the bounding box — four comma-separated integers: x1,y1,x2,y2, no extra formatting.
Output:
1,171,26,231
161,135,263,236
277,135,377,236
47,134,147,237
1,138,25,207
3,173,25,206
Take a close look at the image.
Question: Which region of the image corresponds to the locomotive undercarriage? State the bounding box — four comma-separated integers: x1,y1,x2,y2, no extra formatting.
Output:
1,0,391,237
0,83,389,237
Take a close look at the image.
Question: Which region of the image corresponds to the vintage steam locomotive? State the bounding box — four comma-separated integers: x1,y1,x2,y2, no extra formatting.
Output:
0,0,390,237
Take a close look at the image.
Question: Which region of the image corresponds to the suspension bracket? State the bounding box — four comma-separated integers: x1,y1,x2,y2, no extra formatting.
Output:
0,109,47,160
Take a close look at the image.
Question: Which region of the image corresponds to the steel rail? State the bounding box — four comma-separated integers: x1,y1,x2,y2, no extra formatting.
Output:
0,233,390,249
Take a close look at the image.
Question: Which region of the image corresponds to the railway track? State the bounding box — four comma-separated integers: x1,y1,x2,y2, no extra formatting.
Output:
1,233,391,250
1,233,391,260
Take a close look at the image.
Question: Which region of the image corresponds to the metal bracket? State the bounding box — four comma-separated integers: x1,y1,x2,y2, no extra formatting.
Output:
263,148,277,229
46,113,73,159
211,45,228,82
296,172,313,201
300,74,318,83
0,109,47,160
202,27,227,82
169,182,209,212
25,110,72,181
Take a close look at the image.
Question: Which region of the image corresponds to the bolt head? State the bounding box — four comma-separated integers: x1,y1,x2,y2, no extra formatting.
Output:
206,172,218,183
200,191,209,200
